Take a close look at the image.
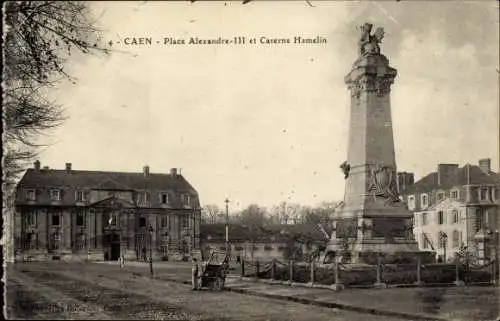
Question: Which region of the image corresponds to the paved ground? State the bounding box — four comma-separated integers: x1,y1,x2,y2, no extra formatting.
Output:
96,260,500,321
6,261,405,321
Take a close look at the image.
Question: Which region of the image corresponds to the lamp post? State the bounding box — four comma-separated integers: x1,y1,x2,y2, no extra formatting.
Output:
441,232,448,263
225,198,230,253
148,224,154,276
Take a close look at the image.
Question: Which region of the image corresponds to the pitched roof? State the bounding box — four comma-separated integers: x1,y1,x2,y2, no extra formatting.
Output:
16,168,199,208
402,165,499,194
18,168,198,193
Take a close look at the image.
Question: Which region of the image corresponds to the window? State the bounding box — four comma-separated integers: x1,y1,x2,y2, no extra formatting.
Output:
181,194,191,206
414,214,419,227
161,215,168,227
50,189,61,201
407,195,416,210
75,232,86,250
26,189,36,201
491,188,497,201
139,217,146,227
76,191,86,202
182,216,189,229
421,212,428,226
24,211,37,227
76,211,85,226
480,188,488,200
52,213,60,226
437,232,443,248
438,211,444,225
452,210,459,224
137,192,150,205
437,192,445,201
421,194,429,208
450,190,458,199
452,230,460,248
109,213,117,227
23,232,37,249
161,193,169,204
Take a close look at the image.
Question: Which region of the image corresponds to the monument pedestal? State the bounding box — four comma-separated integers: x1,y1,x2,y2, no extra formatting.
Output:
327,23,418,263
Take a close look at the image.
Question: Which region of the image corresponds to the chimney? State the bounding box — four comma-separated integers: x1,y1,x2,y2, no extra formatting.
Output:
65,163,72,173
143,165,150,176
34,160,41,171
478,158,491,174
437,164,459,185
170,168,177,176
397,172,415,193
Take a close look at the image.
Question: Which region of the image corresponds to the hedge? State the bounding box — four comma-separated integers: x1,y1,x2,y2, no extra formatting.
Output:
254,263,492,286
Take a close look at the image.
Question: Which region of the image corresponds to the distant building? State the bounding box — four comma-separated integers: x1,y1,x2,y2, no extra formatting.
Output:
400,158,499,263
14,161,201,262
200,223,330,262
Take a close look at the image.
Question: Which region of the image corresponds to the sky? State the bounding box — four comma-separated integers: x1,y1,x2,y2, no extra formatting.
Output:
37,0,499,212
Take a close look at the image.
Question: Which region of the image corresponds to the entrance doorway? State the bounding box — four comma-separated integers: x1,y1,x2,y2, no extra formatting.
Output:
104,232,121,261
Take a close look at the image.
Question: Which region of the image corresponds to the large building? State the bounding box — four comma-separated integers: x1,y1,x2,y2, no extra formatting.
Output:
400,158,499,263
14,161,201,262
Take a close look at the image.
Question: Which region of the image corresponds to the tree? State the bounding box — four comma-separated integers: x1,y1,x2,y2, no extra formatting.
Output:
203,204,222,224
237,204,268,260
3,1,108,191
271,202,301,224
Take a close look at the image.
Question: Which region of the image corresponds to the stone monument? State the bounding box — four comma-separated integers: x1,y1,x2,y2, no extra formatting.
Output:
328,23,419,263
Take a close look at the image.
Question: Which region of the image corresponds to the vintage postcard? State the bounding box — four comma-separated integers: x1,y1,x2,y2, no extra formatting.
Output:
2,1,499,320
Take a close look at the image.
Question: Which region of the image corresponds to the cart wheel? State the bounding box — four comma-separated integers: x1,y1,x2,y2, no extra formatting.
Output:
214,277,224,291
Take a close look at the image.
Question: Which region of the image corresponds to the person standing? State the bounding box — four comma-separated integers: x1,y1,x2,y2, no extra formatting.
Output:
191,257,199,290
118,255,125,268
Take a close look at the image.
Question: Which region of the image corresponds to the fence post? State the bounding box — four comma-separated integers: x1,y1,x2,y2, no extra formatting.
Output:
331,260,344,291
374,254,387,289
454,259,465,286
310,260,315,287
415,254,424,286
241,259,245,277
256,260,260,278
288,260,293,286
491,259,496,285
271,259,276,280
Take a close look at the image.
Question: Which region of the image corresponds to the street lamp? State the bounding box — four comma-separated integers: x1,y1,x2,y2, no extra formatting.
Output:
440,232,448,263
225,198,230,253
148,224,154,276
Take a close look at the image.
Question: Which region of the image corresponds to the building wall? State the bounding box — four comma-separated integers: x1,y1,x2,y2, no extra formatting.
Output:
413,201,468,261
15,204,201,262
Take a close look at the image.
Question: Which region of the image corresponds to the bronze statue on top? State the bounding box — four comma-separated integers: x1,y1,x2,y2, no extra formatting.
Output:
357,23,385,57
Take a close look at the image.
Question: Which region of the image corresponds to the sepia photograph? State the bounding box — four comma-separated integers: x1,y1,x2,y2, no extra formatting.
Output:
2,1,499,320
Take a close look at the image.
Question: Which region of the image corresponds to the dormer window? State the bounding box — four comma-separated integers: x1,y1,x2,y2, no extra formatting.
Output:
161,193,169,204
437,192,445,201
50,189,61,201
407,195,415,210
26,189,36,201
137,192,150,205
450,190,459,199
420,194,429,209
76,191,86,202
182,194,191,206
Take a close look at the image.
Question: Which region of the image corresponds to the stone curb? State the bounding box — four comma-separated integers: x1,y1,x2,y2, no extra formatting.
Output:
152,274,450,321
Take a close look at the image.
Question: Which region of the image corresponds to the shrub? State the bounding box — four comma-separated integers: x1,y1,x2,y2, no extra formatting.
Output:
255,262,492,286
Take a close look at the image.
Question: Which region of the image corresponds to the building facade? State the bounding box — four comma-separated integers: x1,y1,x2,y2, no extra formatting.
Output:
400,158,499,263
14,161,201,262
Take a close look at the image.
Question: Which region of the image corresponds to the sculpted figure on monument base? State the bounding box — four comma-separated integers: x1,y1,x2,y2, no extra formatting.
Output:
357,22,385,57
367,164,401,205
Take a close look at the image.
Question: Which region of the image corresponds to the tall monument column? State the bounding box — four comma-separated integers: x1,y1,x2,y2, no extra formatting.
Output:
330,23,418,263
